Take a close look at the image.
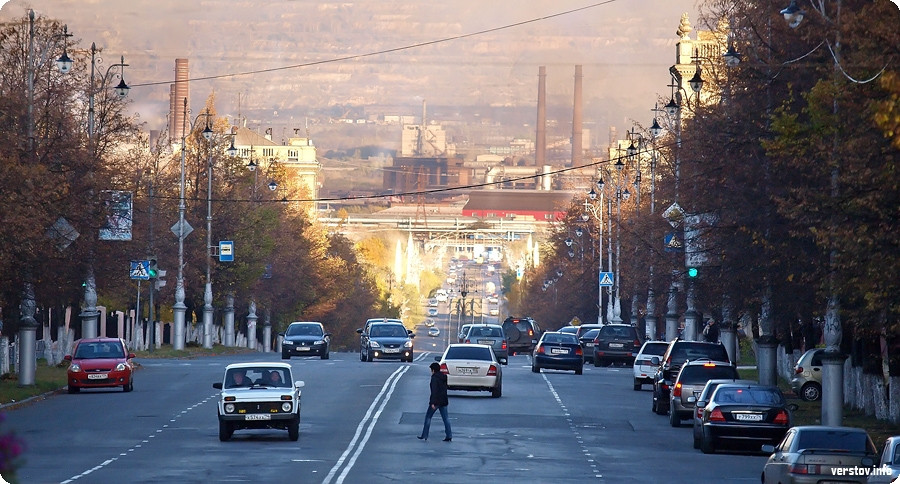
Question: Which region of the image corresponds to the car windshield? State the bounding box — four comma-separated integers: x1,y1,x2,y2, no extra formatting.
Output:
287,324,323,337
542,333,578,345
713,387,784,406
371,324,408,337
598,326,634,338
225,367,290,388
795,429,873,453
74,342,124,359
582,329,600,340
468,326,502,338
671,343,729,362
641,343,669,356
445,346,493,361
679,365,739,384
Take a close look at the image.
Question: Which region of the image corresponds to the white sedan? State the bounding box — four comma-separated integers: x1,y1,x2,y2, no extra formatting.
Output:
428,327,440,337
434,344,502,398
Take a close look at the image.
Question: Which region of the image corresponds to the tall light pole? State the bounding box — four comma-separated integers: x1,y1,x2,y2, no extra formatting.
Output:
584,179,604,324
172,97,189,351
644,112,664,340
83,43,129,340
19,10,72,386
200,114,217,349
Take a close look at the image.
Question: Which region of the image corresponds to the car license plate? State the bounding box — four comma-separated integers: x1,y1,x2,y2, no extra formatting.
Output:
457,367,477,375
245,414,271,421
478,340,493,345
383,348,400,353
734,413,763,421
551,348,568,355
299,347,310,351
585,342,594,347
87,373,108,380
609,343,624,348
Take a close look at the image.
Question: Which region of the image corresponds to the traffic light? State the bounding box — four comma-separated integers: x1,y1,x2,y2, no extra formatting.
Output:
148,257,158,279
155,269,167,290
687,267,699,278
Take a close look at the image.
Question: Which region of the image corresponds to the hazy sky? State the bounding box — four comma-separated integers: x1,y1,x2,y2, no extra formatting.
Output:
1,0,704,140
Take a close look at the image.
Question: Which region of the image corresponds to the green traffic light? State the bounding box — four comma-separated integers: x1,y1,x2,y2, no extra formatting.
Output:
687,267,698,278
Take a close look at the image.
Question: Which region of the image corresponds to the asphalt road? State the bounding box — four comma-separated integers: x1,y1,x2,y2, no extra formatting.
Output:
6,342,769,484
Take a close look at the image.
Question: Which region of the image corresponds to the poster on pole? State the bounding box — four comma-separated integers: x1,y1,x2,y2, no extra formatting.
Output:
99,190,133,241
684,212,718,268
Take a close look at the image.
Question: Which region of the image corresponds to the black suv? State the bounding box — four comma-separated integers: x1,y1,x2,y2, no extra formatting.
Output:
592,324,642,367
502,317,543,355
651,340,731,415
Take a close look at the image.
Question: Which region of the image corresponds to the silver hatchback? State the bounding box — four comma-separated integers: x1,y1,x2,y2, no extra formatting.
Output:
463,324,509,364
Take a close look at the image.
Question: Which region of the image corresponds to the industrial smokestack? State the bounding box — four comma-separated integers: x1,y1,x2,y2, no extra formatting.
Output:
170,58,189,142
572,65,583,167
536,66,547,167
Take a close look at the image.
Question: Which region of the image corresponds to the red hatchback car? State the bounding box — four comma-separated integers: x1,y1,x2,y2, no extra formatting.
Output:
65,338,135,393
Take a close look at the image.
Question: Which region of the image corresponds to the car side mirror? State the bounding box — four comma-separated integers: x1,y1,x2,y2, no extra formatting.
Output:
861,457,875,467
295,381,305,388
434,356,441,362
324,333,332,338
787,403,799,411
695,400,705,408
356,328,363,334
64,355,72,361
687,396,696,404
127,353,136,359
650,356,660,365
761,444,775,454
213,382,223,389
278,332,285,337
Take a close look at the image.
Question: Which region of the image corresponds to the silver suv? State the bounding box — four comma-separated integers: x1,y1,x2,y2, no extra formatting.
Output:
462,324,508,364
213,362,305,441
668,359,739,427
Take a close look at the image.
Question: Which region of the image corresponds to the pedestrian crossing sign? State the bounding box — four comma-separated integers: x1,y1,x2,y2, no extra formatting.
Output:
599,272,614,287
130,260,150,280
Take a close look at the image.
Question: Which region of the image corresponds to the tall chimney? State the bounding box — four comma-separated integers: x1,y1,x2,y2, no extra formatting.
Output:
536,66,547,167
572,65,583,167
171,58,190,141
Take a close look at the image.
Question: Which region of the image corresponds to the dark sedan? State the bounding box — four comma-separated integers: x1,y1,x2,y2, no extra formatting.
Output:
697,383,797,454
281,321,331,359
532,332,583,375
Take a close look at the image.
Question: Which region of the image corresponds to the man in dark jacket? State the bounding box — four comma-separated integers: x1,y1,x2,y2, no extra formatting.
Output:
418,362,452,441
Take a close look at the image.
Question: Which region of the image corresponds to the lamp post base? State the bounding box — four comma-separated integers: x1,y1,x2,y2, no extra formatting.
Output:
821,351,846,426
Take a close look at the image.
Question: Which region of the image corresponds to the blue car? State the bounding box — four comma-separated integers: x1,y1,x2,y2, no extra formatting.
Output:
531,332,583,375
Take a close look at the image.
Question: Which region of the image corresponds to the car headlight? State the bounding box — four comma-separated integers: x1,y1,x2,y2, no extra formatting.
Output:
369,340,381,348
282,340,294,345
314,340,325,345
69,364,82,373
281,402,292,412
404,340,413,348
224,403,235,413
115,363,127,371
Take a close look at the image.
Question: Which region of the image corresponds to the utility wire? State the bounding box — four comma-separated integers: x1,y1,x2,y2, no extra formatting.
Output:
130,1,618,88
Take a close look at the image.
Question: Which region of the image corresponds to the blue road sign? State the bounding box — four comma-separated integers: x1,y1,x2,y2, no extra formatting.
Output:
219,241,234,262
599,272,614,287
130,260,150,280
665,232,684,252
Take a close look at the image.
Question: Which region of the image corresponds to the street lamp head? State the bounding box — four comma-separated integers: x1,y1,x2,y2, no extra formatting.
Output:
665,97,679,117
568,250,576,258
723,44,742,67
226,139,238,157
588,188,597,200
689,67,704,93
114,78,129,98
614,159,625,171
565,237,573,247
202,124,213,142
780,0,805,28
575,227,583,237
597,178,605,190
268,181,278,191
556,270,563,278
650,118,663,138
623,188,631,200
56,51,73,74
246,159,257,172
581,213,590,222
626,140,638,158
